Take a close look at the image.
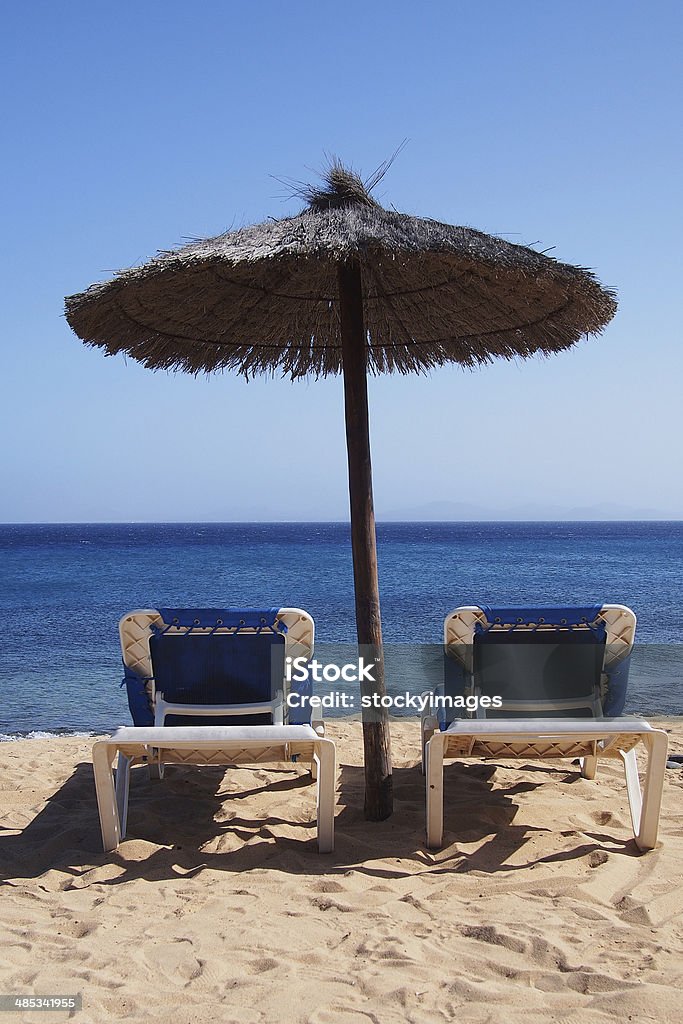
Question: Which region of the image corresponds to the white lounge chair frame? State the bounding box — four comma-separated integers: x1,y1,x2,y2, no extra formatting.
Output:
94,608,336,853
422,605,668,852
119,607,316,727
119,607,322,778
94,725,335,853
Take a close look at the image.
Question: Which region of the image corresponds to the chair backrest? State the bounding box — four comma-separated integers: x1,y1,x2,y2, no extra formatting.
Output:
442,604,636,727
120,607,315,726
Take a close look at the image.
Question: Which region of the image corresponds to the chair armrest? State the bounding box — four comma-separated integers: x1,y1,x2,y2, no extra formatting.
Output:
154,696,280,726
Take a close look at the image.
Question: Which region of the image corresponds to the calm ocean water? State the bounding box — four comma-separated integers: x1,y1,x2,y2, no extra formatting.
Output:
1,521,682,736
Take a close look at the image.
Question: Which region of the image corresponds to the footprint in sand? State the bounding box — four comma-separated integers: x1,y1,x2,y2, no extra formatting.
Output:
592,809,626,828
142,940,205,985
614,895,653,926
54,918,99,939
312,880,346,894
251,956,279,973
459,924,526,954
307,1010,381,1024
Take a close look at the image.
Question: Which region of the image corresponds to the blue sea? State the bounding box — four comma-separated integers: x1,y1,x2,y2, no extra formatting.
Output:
1,521,682,736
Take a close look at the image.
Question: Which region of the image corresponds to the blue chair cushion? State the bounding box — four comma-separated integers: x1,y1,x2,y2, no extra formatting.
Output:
149,629,285,727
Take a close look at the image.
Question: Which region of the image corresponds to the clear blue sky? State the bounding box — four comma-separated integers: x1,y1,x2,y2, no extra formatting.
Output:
2,1,681,521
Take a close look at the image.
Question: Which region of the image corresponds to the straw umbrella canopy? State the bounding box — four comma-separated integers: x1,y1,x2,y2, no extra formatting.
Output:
64,163,617,821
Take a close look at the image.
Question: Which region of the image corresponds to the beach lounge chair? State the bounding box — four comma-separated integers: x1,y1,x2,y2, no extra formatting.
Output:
93,607,335,853
421,605,668,852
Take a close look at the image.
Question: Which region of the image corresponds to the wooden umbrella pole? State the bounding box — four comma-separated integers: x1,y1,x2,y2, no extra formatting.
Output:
338,257,393,821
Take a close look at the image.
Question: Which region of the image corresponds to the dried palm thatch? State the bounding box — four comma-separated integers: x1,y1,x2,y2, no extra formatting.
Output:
65,165,616,379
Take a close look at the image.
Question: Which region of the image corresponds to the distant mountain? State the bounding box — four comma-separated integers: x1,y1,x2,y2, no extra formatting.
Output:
379,499,678,521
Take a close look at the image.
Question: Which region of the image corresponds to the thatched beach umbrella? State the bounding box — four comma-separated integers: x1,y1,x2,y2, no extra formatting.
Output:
65,162,617,821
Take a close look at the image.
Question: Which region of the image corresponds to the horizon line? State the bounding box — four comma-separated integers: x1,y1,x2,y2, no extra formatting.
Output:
2,518,682,527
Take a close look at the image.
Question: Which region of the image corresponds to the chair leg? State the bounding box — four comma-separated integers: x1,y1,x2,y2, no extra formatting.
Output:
148,752,165,781
314,739,336,853
115,753,132,838
421,714,438,776
93,742,121,853
310,757,318,781
634,730,668,852
425,734,445,849
581,755,598,780
620,747,642,836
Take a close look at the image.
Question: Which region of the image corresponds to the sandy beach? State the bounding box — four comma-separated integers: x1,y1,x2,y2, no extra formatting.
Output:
1,720,682,1024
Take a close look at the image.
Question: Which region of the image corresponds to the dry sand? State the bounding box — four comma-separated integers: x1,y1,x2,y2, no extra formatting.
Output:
1,720,682,1024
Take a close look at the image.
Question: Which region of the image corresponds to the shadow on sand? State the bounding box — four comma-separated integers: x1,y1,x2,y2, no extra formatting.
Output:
0,755,643,888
